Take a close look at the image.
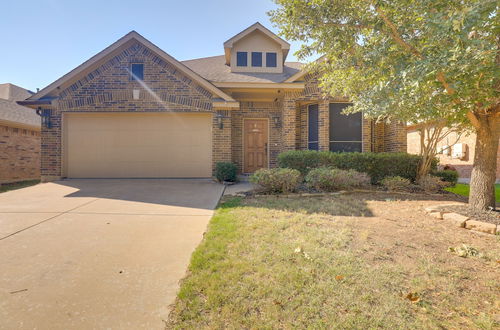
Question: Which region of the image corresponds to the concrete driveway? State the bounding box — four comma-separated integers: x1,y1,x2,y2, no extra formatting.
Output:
0,179,224,329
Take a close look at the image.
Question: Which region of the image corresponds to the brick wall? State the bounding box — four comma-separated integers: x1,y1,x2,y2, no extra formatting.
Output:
213,110,232,171
291,73,406,155
0,125,40,184
40,41,216,180
383,121,407,152
408,127,500,179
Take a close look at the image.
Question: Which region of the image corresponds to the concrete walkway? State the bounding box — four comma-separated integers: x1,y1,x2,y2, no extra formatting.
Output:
0,179,224,329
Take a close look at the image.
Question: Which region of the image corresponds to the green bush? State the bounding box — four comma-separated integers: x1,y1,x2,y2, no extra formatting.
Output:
380,176,412,192
249,168,301,193
432,170,459,186
305,167,371,192
215,162,238,182
277,150,437,184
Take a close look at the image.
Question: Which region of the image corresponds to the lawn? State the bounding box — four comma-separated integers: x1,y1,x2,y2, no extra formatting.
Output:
0,180,40,193
445,184,500,203
168,193,499,329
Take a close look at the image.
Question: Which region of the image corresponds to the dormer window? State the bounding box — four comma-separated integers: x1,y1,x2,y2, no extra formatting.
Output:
266,52,277,67
251,52,262,67
236,52,247,66
130,63,144,81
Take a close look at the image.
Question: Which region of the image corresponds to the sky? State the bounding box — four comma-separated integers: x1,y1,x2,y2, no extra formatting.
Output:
0,0,307,92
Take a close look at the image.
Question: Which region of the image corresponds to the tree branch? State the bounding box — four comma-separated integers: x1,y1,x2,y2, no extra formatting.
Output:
467,112,481,129
375,7,423,59
325,22,369,30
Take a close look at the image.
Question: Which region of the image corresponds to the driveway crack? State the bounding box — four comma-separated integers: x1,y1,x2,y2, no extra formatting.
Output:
0,198,100,241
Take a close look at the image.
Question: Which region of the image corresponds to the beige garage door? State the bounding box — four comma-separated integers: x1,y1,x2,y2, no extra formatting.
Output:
64,113,212,178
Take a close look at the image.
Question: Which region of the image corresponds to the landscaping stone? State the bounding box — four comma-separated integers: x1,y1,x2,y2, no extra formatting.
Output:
429,211,445,219
442,212,469,228
425,206,438,213
465,220,497,235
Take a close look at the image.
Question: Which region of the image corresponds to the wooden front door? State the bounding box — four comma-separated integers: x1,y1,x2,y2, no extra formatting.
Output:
244,119,268,173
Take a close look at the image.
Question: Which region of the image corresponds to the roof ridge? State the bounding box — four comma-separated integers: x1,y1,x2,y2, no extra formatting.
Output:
181,54,225,62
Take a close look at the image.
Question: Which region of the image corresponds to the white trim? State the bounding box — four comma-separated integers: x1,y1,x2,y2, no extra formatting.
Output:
213,82,304,89
0,119,40,131
223,22,290,49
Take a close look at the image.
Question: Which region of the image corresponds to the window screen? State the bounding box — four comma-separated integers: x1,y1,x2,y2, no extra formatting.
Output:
130,63,144,81
308,104,319,150
236,52,247,66
329,103,362,152
266,52,277,67
251,52,262,67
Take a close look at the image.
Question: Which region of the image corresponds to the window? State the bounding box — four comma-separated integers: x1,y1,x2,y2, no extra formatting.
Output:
236,52,247,66
130,63,144,81
251,52,262,67
308,104,319,150
266,52,277,67
329,103,362,152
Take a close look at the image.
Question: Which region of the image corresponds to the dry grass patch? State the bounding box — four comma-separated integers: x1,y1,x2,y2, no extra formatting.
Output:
167,193,500,329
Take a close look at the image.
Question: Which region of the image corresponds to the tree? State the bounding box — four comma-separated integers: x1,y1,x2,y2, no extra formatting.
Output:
270,0,499,210
414,122,463,180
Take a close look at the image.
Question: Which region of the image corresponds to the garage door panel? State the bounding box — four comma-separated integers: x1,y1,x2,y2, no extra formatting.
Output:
64,113,212,178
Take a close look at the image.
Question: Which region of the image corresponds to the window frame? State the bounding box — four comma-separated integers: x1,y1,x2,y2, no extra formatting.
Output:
236,51,248,67
130,63,144,81
307,104,319,150
266,52,277,67
328,102,363,153
251,52,263,67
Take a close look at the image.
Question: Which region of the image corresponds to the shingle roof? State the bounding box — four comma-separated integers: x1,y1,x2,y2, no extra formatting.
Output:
0,83,33,101
0,83,40,128
182,55,303,83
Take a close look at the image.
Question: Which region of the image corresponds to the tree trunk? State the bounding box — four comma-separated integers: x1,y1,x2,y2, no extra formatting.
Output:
469,115,499,210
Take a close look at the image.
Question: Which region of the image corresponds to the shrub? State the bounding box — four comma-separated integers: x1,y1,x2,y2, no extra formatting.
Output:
417,175,445,193
432,170,459,186
277,151,437,184
249,168,301,193
215,162,238,183
305,167,371,192
380,176,412,192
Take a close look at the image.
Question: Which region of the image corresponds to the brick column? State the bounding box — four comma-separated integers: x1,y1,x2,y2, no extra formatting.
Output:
318,100,329,151
362,117,372,152
282,93,297,151
384,121,407,152
212,110,232,174
41,106,62,182
374,122,385,152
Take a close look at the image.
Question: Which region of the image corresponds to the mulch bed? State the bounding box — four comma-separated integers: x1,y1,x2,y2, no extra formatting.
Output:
435,204,500,225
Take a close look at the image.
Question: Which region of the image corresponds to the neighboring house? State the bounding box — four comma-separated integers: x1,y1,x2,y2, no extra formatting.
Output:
19,23,406,181
407,125,500,181
0,83,40,184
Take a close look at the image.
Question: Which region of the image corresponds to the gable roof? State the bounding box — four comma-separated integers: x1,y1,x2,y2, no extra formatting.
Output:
27,31,235,103
0,84,39,128
223,22,291,65
284,55,326,82
183,55,302,83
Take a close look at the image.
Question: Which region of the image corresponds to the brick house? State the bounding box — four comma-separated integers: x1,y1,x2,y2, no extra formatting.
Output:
0,83,40,184
407,125,500,181
19,23,406,181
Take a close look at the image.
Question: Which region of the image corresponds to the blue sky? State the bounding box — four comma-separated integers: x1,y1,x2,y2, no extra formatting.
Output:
1,0,306,92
